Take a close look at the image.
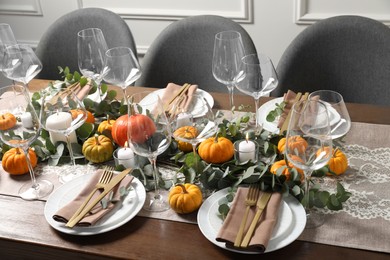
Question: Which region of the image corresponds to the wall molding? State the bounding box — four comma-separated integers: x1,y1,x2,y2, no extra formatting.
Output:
78,0,253,23
0,0,42,16
295,0,390,26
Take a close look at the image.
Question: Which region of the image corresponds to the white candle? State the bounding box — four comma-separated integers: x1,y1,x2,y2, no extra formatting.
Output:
176,112,193,128
20,112,33,128
115,147,136,168
46,112,77,144
238,139,256,163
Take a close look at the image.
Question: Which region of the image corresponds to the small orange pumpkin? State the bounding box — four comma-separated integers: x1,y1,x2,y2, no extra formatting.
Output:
284,136,308,154
2,147,38,175
0,113,17,130
70,109,95,124
198,136,234,164
327,148,348,175
168,183,203,214
173,126,198,152
270,158,304,181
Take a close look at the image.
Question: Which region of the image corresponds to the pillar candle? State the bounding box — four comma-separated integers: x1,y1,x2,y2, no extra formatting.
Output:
115,147,136,168
46,112,77,144
20,112,33,128
238,139,256,163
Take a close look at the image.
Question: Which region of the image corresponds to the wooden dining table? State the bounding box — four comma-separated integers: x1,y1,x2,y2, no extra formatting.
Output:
1,79,390,260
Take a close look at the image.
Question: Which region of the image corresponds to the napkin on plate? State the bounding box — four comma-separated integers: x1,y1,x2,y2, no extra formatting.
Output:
277,90,298,129
216,187,282,253
161,83,198,112
52,169,134,227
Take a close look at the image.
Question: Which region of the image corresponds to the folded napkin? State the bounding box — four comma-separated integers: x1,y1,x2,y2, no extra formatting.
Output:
53,169,134,227
277,90,297,128
161,83,198,112
216,187,282,253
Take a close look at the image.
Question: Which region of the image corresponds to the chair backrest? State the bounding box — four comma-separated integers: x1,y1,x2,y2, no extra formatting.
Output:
35,7,137,79
272,15,390,106
135,15,257,93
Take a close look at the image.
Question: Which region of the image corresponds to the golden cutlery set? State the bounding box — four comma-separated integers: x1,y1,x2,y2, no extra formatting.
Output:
234,184,272,248
65,166,131,228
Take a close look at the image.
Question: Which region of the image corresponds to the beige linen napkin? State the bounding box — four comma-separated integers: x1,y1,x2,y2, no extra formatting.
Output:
161,83,198,112
53,169,134,226
277,90,297,128
216,187,282,253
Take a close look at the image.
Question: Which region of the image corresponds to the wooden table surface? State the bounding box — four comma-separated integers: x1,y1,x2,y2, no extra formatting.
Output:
1,79,390,260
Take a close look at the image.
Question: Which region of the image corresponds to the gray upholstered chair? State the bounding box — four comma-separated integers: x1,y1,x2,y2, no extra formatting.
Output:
35,8,137,79
135,15,257,93
272,15,390,106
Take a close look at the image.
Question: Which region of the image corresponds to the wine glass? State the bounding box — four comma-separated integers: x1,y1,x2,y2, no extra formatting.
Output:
77,28,108,102
40,90,87,183
127,91,172,211
0,85,54,200
2,44,42,87
285,99,332,228
0,23,17,72
212,31,245,112
103,46,141,102
172,94,217,165
309,90,351,139
236,53,278,133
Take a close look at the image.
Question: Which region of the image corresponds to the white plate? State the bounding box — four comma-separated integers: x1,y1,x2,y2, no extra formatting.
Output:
197,188,306,254
141,88,214,117
257,97,341,134
44,173,146,236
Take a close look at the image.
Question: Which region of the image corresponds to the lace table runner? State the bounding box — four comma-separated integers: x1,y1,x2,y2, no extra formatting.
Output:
0,122,389,253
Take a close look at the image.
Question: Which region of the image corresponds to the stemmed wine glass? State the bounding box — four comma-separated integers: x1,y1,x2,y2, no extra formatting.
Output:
0,23,17,72
172,94,217,166
285,99,333,228
0,85,54,200
77,28,108,102
212,31,245,112
236,53,278,133
103,46,141,102
2,44,42,87
309,90,351,139
40,90,87,183
127,91,172,211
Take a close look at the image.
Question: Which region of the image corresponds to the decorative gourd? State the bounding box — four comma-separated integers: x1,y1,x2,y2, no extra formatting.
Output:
70,109,95,124
270,158,304,181
173,126,198,152
0,113,17,130
2,148,38,175
112,114,156,146
168,183,203,214
285,136,308,154
97,118,116,135
198,136,234,164
82,135,114,163
277,137,286,154
327,148,348,175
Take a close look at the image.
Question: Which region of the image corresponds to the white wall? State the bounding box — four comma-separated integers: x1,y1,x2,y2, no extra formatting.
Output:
0,0,389,85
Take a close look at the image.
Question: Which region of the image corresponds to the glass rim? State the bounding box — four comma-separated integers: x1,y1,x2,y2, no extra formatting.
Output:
215,30,242,40
77,27,103,37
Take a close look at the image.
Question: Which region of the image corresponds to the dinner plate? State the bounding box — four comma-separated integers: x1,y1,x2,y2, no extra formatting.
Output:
197,188,306,254
257,97,341,134
44,173,146,236
140,88,214,117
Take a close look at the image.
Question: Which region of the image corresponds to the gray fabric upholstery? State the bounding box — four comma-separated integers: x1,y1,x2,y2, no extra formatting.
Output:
135,15,257,93
35,8,137,79
272,15,390,106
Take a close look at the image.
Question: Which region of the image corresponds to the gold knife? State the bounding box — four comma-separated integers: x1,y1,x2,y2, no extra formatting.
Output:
240,192,272,247
65,168,132,228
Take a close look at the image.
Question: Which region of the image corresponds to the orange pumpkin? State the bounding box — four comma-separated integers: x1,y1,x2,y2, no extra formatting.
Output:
70,109,95,124
284,136,308,154
0,113,17,130
2,147,38,175
198,136,234,164
173,126,198,152
270,158,304,181
112,114,156,146
327,148,348,175
168,183,203,214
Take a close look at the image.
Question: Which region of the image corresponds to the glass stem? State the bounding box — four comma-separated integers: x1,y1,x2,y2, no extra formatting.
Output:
23,148,38,190
66,134,76,166
304,170,313,211
192,143,199,172
150,157,160,197
226,84,234,109
254,98,260,132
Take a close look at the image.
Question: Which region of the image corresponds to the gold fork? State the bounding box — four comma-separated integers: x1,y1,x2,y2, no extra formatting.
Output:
234,184,260,247
66,166,114,224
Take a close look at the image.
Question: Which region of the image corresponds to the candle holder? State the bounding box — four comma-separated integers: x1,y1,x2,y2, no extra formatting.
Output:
234,139,259,163
113,147,137,169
